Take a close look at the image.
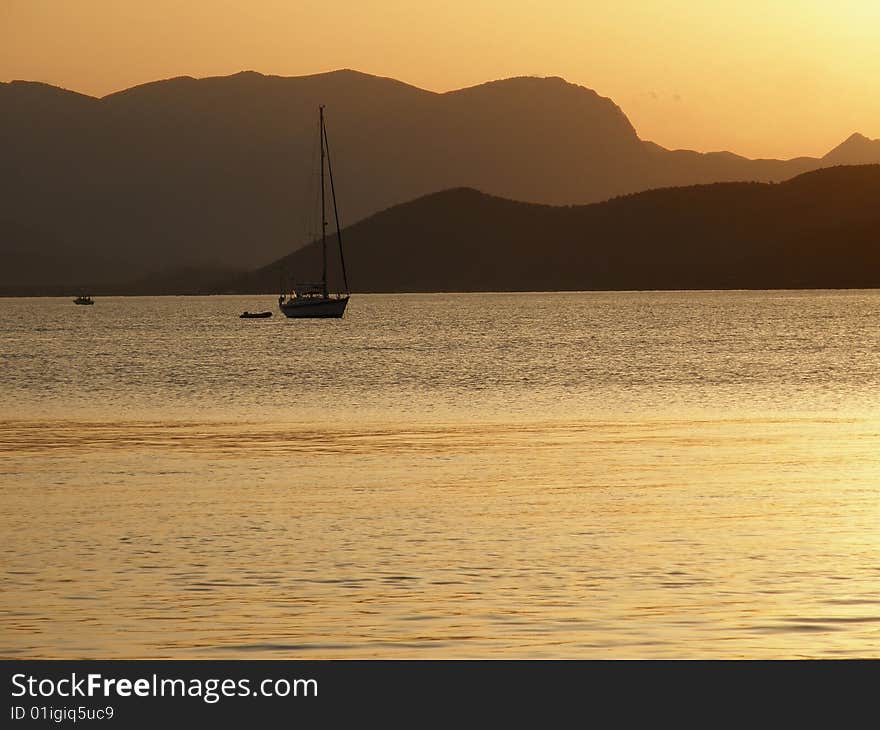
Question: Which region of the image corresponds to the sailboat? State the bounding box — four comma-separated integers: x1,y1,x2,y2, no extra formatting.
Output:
278,106,350,319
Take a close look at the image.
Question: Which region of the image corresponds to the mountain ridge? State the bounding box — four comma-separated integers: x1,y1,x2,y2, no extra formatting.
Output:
3,69,879,288
4,164,879,295
6,69,872,157
822,132,880,165
243,163,880,294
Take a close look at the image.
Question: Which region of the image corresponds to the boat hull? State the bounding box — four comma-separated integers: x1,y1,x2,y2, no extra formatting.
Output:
240,311,272,319
279,296,349,319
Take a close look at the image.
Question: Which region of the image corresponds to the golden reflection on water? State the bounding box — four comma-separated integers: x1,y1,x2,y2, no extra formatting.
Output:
2,415,879,658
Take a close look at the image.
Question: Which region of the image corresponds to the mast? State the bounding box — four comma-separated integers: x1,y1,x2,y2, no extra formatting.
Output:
322,109,350,296
320,105,328,297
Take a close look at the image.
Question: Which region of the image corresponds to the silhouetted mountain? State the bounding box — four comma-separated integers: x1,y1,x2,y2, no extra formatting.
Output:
822,133,880,166
229,165,880,293
2,70,879,290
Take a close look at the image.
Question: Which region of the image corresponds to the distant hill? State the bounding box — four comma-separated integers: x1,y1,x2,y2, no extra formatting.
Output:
229,164,880,293
2,70,880,289
822,133,880,166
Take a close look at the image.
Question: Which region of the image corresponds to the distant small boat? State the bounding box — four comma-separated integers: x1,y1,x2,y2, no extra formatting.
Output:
240,311,272,319
74,295,94,305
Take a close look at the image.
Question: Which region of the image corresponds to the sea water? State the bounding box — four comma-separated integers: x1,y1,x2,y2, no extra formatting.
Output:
1,291,879,657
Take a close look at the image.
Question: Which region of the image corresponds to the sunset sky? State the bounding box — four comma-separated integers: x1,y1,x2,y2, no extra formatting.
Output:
2,0,878,159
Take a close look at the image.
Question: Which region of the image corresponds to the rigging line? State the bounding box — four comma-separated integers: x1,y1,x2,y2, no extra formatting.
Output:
320,105,328,297
322,110,350,295
295,116,321,294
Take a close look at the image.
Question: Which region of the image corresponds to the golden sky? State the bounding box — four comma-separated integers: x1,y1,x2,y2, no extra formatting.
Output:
2,0,878,158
